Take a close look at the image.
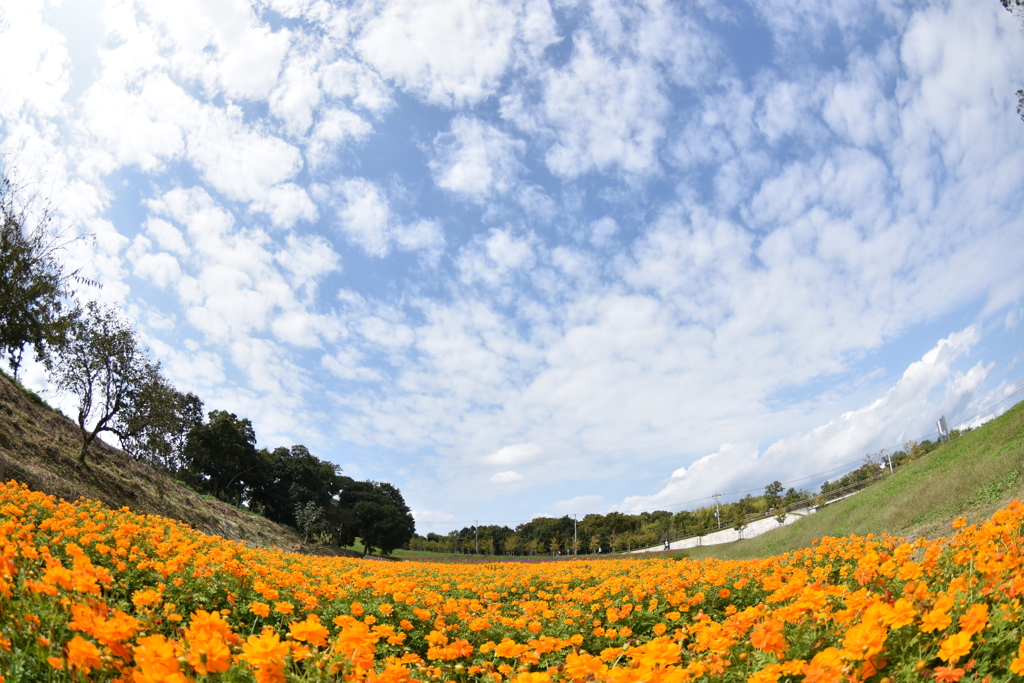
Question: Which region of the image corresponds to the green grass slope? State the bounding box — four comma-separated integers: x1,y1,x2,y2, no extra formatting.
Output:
682,398,1024,561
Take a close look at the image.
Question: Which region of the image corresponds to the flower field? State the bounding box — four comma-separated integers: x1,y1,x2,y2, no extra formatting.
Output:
1,481,1023,683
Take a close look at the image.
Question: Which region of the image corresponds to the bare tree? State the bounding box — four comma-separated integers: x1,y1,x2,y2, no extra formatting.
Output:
48,302,151,463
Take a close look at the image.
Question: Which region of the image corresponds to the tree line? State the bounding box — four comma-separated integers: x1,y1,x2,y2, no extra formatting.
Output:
410,482,813,556
0,169,414,556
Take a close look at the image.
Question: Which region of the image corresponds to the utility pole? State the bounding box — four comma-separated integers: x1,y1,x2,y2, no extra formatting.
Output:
712,491,722,529
573,513,577,555
475,520,478,554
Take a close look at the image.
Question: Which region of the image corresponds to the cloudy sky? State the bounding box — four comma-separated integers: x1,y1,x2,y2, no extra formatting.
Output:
3,0,1024,532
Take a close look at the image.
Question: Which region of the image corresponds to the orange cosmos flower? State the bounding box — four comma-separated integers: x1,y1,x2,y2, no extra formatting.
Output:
747,663,783,683
630,637,681,668
957,604,987,635
750,620,787,658
932,666,966,683
920,609,952,633
131,587,162,608
937,631,972,663
241,628,291,683
842,622,886,660
564,651,607,679
182,610,236,674
289,613,330,647
335,619,381,670
65,636,102,673
249,602,271,618
889,598,917,628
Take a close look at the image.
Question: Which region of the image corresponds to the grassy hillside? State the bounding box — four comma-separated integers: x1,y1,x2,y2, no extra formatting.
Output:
0,370,313,551
682,398,1024,561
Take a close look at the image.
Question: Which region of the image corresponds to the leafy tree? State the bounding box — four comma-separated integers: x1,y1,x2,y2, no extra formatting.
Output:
182,410,259,501
338,481,415,556
0,172,78,379
115,365,203,473
295,501,328,543
506,534,522,556
47,302,152,463
764,480,784,509
731,508,747,537
249,445,348,530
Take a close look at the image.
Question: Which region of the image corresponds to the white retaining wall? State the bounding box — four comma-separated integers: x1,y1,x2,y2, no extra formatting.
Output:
630,490,862,553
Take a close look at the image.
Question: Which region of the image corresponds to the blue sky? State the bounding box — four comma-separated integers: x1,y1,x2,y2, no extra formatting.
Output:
3,0,1024,533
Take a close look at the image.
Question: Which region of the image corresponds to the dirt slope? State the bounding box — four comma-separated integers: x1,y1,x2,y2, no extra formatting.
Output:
0,372,307,551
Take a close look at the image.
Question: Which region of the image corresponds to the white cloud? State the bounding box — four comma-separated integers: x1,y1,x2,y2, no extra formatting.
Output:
322,348,382,382
490,470,524,483
431,117,524,201
325,178,446,258
269,47,322,136
356,0,557,108
320,58,393,113
587,217,619,247
186,104,314,227
306,107,372,168
507,34,670,177
458,228,537,286
757,77,821,144
616,327,985,512
126,235,183,289
393,220,446,256
551,494,605,514
412,509,455,525
81,72,191,173
485,442,542,466
0,1,69,121
822,49,897,148
332,178,391,255
134,0,290,101
143,186,340,350
275,233,342,293
144,217,190,256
